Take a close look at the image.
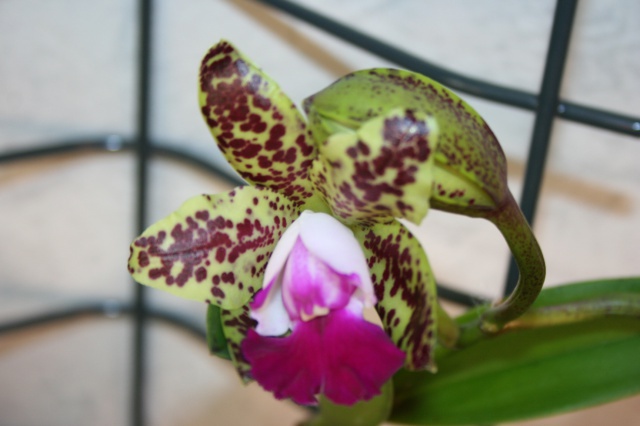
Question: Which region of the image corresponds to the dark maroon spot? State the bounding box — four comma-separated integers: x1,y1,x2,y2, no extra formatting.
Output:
211,287,225,298
252,94,271,111
195,267,207,282
283,147,297,164
265,138,283,151
138,251,150,267
295,134,314,156
221,272,235,284
258,155,273,168
195,210,210,221
356,140,370,156
215,247,226,263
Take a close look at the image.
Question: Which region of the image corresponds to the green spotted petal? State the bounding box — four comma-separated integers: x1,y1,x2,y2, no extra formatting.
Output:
199,40,318,205
221,305,254,381
304,68,507,214
128,186,299,310
312,108,438,226
353,220,438,371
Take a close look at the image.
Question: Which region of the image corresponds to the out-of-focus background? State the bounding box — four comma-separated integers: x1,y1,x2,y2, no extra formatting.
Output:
0,1,638,425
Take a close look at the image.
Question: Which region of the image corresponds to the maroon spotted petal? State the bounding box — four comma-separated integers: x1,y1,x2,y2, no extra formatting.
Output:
199,40,318,205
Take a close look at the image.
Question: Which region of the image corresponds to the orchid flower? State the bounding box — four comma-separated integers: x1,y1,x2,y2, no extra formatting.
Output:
243,210,405,405
127,39,544,406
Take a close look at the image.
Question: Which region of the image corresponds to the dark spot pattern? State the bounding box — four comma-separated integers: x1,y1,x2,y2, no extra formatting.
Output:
221,305,256,381
304,68,508,211
312,109,436,226
354,221,437,371
199,41,317,204
128,186,299,310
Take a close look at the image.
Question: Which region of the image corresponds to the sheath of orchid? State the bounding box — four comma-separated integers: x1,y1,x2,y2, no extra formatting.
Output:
199,40,325,212
242,211,406,406
304,68,509,218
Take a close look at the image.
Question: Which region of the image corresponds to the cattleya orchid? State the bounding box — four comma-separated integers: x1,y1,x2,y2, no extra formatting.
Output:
128,40,545,407
244,210,405,405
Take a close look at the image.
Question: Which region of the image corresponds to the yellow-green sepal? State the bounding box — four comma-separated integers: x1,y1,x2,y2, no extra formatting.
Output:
353,220,438,371
199,40,318,205
128,185,299,310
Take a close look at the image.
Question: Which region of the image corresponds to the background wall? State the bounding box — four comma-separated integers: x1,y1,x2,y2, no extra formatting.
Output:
0,1,638,425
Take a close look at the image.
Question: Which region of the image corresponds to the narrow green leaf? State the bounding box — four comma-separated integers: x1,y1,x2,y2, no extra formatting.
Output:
206,304,231,360
530,277,640,307
392,277,640,425
456,277,640,326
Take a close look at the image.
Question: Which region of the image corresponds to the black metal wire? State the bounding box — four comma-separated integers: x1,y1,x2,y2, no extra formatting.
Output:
132,0,153,424
0,301,206,341
253,0,640,138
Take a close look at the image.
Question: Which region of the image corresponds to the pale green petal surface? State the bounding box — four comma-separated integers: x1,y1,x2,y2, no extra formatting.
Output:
305,68,508,214
199,40,318,205
128,186,298,309
353,220,438,371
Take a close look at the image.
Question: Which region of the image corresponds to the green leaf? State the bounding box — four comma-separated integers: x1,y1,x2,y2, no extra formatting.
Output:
304,68,508,215
302,380,394,426
530,276,640,307
311,108,439,226
392,278,640,425
353,220,438,371
128,185,298,309
206,304,231,360
199,40,319,206
508,277,640,329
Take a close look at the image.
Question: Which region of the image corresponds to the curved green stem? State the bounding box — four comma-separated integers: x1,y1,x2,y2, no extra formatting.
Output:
479,192,546,332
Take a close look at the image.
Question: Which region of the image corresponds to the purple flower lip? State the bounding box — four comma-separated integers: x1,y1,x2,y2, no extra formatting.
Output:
243,211,405,405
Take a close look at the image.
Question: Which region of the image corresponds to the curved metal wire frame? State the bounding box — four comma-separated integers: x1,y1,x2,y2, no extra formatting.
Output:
0,0,638,425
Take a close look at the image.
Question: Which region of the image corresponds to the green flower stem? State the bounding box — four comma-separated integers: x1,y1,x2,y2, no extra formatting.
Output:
436,303,460,349
480,193,546,332
302,380,394,426
506,294,640,329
